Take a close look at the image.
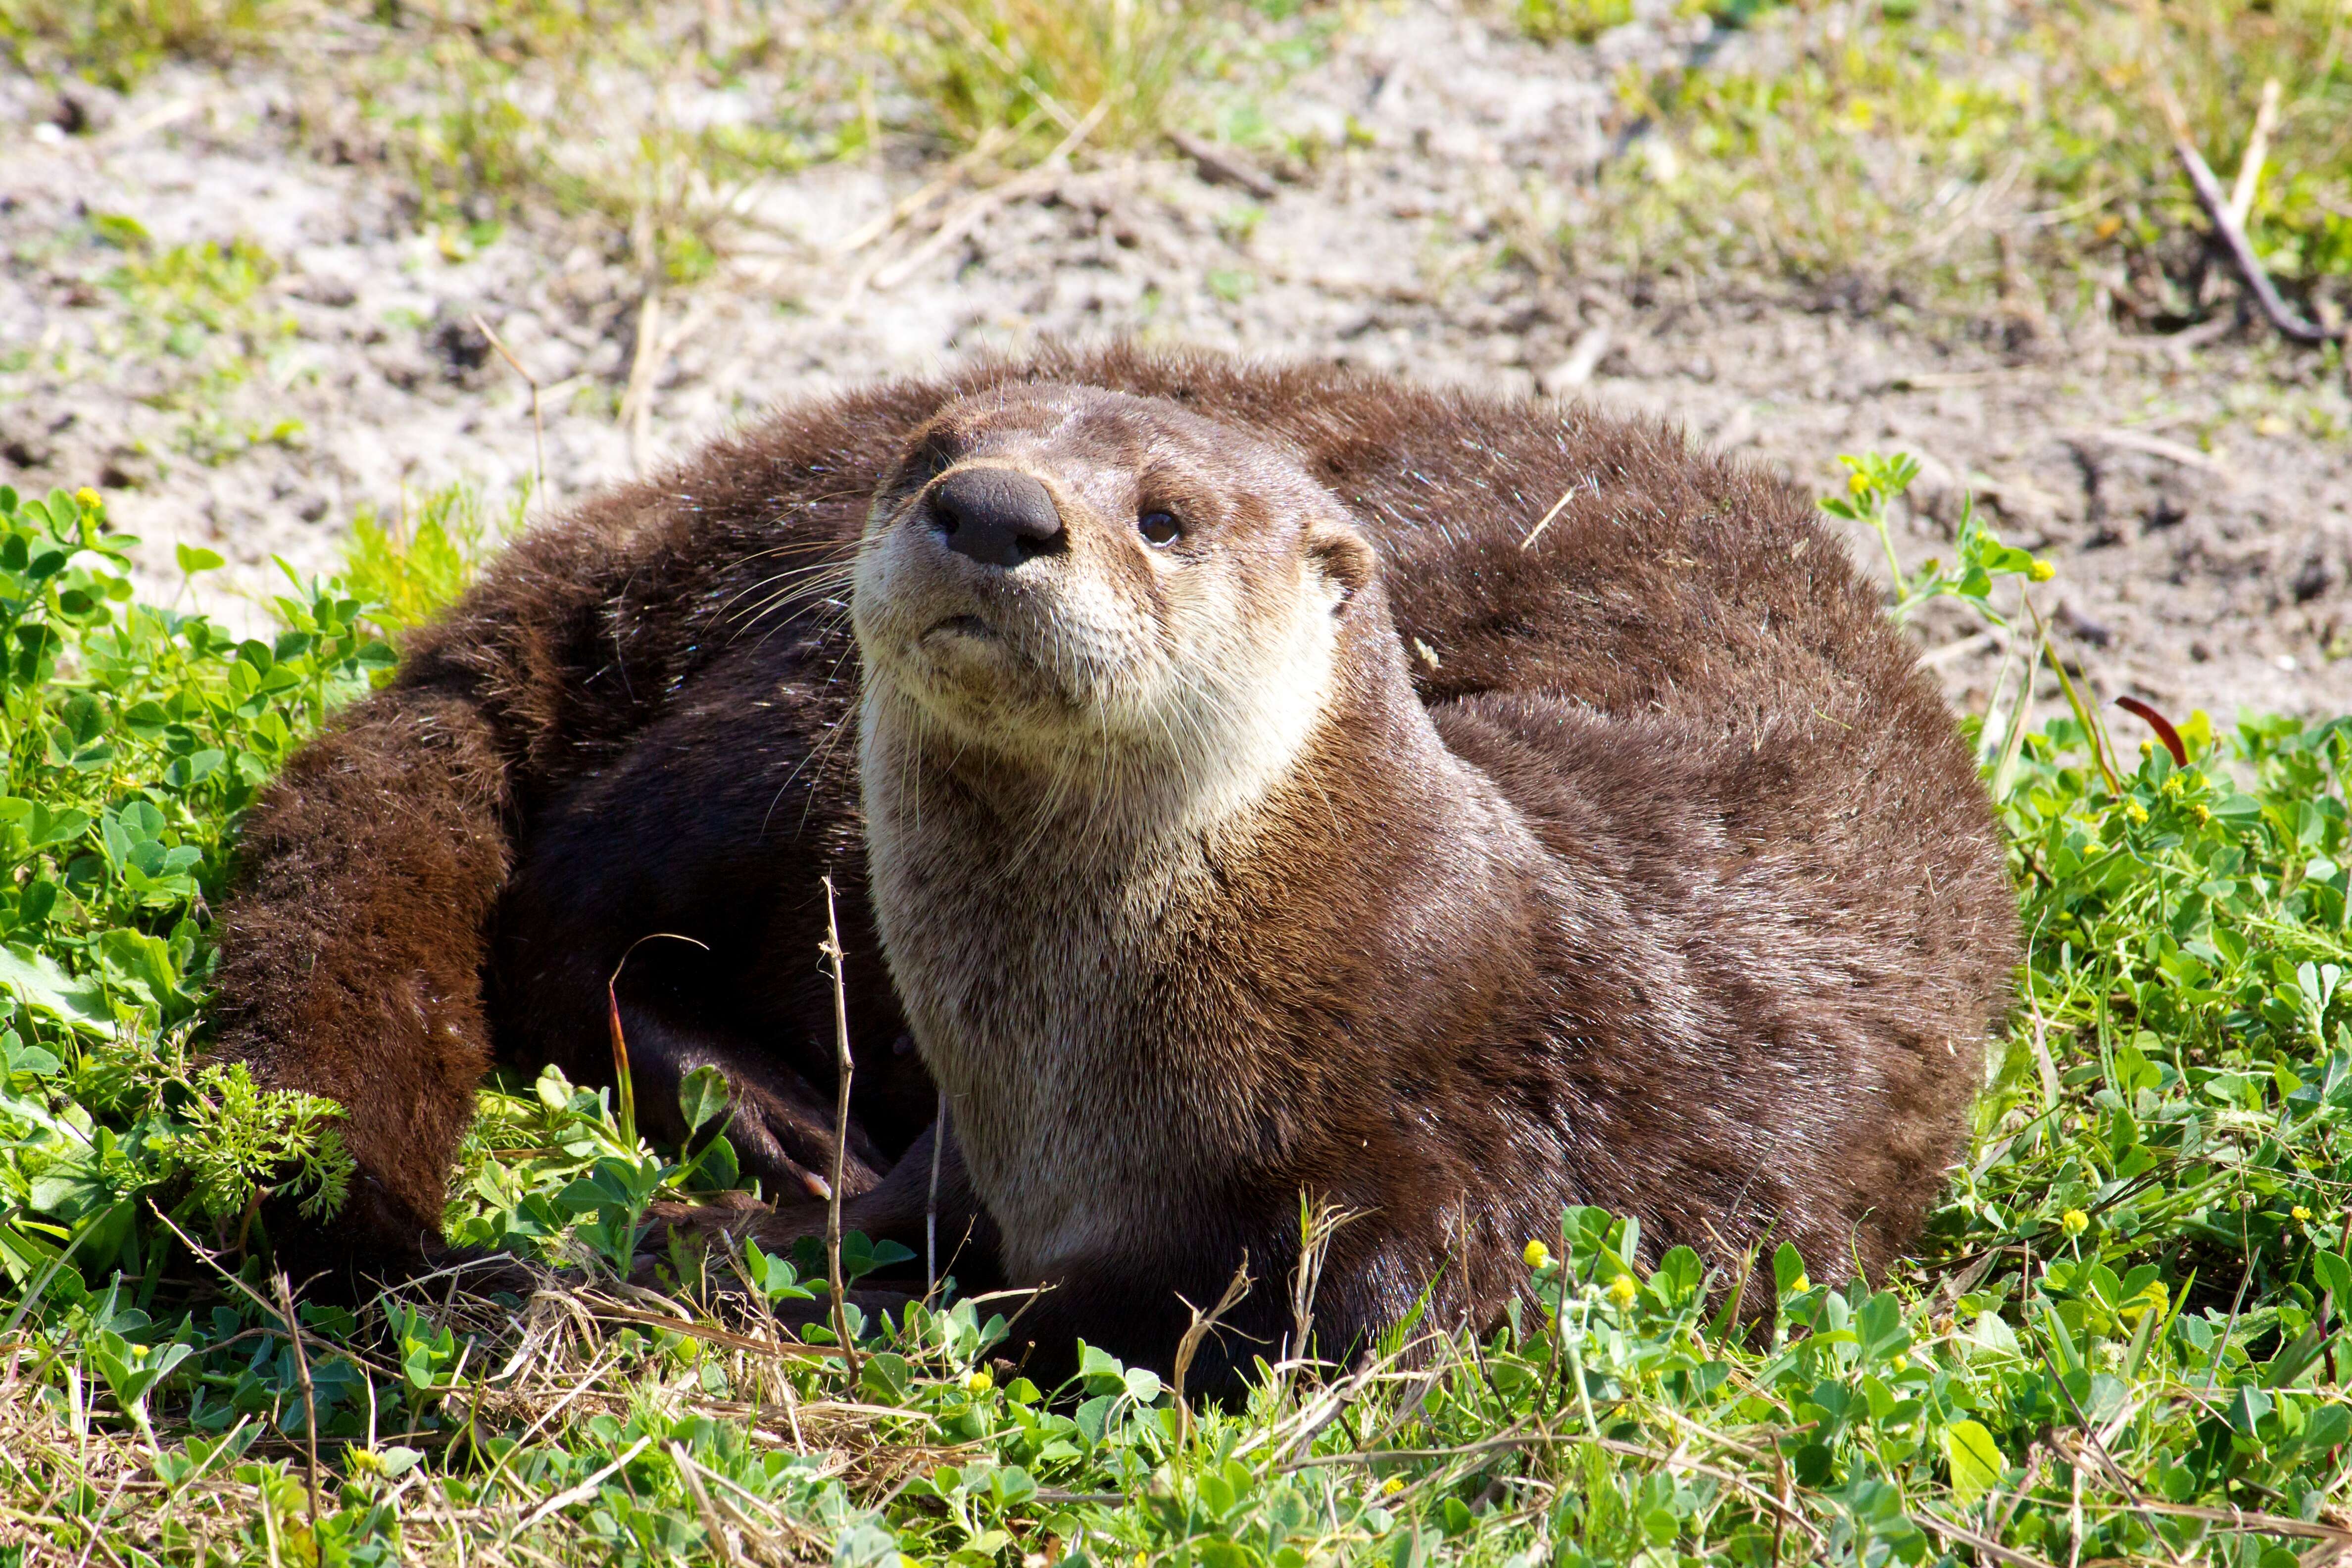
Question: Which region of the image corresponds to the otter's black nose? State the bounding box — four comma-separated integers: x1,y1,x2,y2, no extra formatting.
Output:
931,467,1065,568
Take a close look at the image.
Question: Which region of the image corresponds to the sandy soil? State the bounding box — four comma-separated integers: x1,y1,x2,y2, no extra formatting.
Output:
4,2,2350,729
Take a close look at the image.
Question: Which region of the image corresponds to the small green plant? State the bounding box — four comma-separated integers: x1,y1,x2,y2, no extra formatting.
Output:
152,1064,351,1225
343,481,527,640
1584,0,2349,317
350,0,854,284
1822,449,2054,626
1519,0,1634,46
0,482,390,1291
902,0,1212,153
88,222,299,465
0,0,274,88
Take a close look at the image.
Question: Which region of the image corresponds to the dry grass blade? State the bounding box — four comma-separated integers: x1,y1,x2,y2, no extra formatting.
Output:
518,1434,653,1530
1279,1197,1363,1407
2022,592,2120,794
2086,1499,2352,1544
831,120,1025,256
864,89,1108,294
1913,1508,2061,1568
820,874,863,1388
470,311,548,518
1519,483,1578,550
2226,77,2284,227
1171,1255,1252,1446
669,1439,742,1568
926,1090,947,1299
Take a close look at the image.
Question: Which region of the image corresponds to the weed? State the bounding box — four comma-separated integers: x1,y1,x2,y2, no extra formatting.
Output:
1825,450,2054,624
0,0,274,89
898,0,1213,154
346,0,861,287
343,481,527,641
87,223,300,465
1518,0,1636,47
1576,0,2352,321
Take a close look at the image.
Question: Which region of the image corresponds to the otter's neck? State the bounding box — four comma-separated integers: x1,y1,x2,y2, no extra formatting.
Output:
858,636,1548,1280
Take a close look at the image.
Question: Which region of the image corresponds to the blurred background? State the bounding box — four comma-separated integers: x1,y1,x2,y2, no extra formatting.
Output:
2,0,2348,717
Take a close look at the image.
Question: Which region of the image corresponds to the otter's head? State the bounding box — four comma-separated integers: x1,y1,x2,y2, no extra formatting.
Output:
852,385,1378,814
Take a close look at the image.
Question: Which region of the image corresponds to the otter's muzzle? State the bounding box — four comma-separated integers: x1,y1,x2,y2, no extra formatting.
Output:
930,467,1067,569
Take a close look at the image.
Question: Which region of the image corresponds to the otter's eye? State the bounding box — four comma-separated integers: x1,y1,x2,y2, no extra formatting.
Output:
1138,511,1182,548
905,429,962,487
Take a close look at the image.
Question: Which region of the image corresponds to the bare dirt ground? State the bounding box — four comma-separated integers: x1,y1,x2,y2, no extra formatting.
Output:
4,1,2350,729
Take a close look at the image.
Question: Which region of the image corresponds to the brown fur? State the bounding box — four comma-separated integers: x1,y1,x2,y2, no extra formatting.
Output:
214,345,2016,1391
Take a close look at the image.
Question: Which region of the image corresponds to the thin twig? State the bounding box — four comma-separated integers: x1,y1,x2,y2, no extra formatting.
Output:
272,1272,322,1539
1168,129,1276,199
819,875,863,1387
1914,1507,2061,1568
2171,123,2342,346
469,312,546,518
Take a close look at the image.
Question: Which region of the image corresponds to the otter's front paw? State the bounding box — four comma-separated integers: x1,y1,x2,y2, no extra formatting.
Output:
636,1193,830,1275
705,1079,887,1207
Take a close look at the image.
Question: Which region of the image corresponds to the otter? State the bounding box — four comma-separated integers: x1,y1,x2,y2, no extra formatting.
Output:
215,345,2017,1391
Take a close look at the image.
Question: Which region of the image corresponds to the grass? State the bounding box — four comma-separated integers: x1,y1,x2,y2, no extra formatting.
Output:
5,0,1328,305
342,481,527,643
90,220,305,468
341,0,865,285
1,465,2351,1565
0,0,276,90
6,0,2345,342
1569,0,2352,325
899,0,1215,155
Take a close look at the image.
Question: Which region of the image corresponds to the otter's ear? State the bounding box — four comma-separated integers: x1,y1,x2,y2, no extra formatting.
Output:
1305,518,1377,608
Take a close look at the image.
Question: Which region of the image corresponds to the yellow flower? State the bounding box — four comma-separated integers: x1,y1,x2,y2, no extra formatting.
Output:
1848,470,1871,495
1523,1239,1553,1270
965,1370,992,1395
2125,802,2148,825
2192,803,2211,824
1381,1476,1405,1497
2028,558,2056,583
1607,1274,1639,1309
2060,1209,2090,1237
73,487,101,511
2294,1205,2313,1223
1787,1270,1812,1295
